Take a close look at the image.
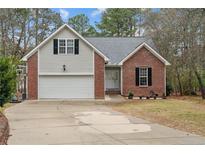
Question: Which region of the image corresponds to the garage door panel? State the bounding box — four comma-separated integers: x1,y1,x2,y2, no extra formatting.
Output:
39,76,94,99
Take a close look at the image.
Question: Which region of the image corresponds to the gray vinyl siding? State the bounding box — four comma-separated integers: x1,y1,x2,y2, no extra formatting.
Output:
39,28,94,74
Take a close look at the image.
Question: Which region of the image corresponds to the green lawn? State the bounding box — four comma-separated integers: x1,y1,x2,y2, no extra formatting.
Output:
110,96,205,136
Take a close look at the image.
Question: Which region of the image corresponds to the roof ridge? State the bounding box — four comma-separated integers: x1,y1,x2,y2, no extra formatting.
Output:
85,36,147,38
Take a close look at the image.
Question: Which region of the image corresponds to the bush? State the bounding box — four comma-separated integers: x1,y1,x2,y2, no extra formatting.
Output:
166,83,173,96
190,91,197,96
184,90,197,96
128,91,134,99
0,56,18,106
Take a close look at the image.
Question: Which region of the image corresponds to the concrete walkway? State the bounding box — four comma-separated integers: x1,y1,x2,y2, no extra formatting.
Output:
105,95,126,102
5,101,205,145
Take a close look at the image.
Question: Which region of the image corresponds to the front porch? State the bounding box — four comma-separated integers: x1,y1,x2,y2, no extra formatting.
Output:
105,67,121,94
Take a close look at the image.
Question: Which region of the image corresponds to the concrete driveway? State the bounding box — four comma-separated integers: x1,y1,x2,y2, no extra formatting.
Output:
5,100,205,145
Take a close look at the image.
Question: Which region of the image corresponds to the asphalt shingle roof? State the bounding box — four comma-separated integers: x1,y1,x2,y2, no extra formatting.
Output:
85,37,157,64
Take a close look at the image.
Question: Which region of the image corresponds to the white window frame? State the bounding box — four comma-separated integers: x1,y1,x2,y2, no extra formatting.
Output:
66,39,74,54
58,38,75,55
139,67,148,87
58,39,66,54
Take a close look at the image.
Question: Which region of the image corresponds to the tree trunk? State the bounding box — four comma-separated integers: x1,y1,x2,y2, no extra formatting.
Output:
35,9,39,46
176,67,183,96
194,70,205,99
188,69,193,94
23,20,27,53
0,19,6,55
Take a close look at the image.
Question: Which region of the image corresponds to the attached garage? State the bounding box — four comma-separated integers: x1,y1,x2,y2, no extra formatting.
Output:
24,24,107,100
39,75,94,99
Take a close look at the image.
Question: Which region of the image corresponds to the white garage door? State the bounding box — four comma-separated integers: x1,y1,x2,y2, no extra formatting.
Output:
39,75,94,99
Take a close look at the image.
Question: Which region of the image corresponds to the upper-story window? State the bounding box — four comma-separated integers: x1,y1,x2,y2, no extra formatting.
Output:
58,39,74,54
59,39,66,54
139,67,148,86
67,39,74,54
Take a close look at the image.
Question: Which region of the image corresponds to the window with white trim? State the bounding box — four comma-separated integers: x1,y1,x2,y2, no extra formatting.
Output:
58,39,74,54
59,39,66,54
139,67,148,86
67,39,74,54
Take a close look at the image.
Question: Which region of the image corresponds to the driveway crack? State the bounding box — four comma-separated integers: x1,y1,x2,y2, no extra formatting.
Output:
56,103,127,144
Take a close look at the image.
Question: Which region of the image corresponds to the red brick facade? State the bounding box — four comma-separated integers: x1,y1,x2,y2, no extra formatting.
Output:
26,47,165,99
27,51,105,100
94,52,105,99
27,53,38,99
122,47,165,97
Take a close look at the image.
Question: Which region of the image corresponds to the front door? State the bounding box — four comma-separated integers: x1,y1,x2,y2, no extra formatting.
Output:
105,68,120,90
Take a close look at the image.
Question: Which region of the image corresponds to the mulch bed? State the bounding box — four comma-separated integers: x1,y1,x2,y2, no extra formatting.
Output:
0,113,9,145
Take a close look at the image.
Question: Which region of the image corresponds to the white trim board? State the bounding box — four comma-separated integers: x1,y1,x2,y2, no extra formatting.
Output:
119,42,171,66
21,24,109,62
39,72,94,76
120,65,123,95
37,49,39,99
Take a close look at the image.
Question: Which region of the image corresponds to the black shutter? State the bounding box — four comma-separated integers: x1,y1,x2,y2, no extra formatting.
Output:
136,67,139,86
53,39,58,54
74,39,79,55
148,67,152,86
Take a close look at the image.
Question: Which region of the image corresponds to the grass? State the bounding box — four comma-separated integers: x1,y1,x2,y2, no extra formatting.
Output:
110,96,205,136
0,103,12,113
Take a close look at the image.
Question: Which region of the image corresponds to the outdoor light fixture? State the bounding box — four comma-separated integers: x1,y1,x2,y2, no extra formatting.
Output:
63,65,66,72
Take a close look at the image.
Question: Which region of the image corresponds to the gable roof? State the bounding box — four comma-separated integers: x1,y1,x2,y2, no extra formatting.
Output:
21,24,109,61
22,24,170,66
85,37,170,65
119,42,171,65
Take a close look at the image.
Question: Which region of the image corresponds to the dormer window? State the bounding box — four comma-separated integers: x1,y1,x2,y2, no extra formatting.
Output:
58,39,74,54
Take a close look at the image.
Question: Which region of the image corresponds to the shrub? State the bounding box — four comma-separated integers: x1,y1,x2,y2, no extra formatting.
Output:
128,91,134,99
0,56,18,106
190,91,197,96
184,90,197,96
166,83,173,96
